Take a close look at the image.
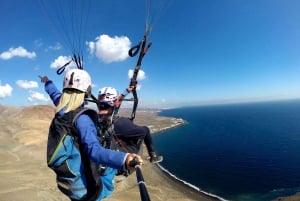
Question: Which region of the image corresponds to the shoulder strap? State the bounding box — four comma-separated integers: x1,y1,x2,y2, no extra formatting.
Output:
72,107,98,126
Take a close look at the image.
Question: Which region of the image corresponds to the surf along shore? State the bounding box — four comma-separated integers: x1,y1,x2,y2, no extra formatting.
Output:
0,104,297,201
109,109,222,201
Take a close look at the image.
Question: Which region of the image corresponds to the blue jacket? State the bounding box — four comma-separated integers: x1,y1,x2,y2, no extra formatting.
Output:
45,80,127,170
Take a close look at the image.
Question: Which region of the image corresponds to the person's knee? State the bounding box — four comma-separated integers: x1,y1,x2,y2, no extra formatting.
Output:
143,126,150,134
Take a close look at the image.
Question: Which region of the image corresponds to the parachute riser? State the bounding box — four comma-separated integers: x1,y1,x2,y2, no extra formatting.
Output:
128,34,152,120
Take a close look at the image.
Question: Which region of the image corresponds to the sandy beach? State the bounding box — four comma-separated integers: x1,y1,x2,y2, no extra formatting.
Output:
0,104,298,201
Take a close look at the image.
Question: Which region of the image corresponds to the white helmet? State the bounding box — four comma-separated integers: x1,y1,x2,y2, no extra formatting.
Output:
63,69,91,94
98,87,118,107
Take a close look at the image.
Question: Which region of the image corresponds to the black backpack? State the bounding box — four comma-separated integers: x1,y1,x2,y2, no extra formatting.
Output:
47,107,102,201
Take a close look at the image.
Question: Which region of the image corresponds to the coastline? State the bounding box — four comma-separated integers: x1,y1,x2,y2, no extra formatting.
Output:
149,117,186,134
124,109,300,201
109,152,222,201
148,118,228,201
156,163,227,201
107,111,224,201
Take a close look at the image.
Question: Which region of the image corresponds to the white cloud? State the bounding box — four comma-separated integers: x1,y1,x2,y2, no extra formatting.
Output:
50,55,76,69
128,69,146,81
16,80,38,89
0,82,13,98
34,39,43,48
88,34,131,63
0,46,36,60
28,91,49,102
46,43,63,51
87,41,95,54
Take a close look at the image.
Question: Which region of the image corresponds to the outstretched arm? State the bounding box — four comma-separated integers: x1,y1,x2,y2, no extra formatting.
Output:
39,75,62,106
76,114,143,171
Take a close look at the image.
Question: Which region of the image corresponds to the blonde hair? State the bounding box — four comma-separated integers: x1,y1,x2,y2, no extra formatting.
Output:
55,90,85,113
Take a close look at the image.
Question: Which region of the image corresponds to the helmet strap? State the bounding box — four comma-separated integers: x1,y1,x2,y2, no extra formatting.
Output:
85,85,92,97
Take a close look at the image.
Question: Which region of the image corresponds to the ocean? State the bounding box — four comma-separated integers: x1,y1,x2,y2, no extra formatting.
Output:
153,100,300,201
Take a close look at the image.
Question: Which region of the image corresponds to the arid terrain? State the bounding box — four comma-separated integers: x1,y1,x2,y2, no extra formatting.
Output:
0,104,298,201
0,104,215,201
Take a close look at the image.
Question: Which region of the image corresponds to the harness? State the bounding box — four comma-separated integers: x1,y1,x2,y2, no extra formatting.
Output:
98,115,128,152
99,115,144,156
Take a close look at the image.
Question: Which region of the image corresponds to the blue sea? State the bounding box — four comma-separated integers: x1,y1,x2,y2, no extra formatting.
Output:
152,100,300,201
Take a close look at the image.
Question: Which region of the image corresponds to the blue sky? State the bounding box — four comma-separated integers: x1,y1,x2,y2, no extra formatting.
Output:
1,0,300,109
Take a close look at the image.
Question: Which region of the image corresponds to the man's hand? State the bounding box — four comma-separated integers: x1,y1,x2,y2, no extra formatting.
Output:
129,79,138,91
127,85,135,93
125,153,143,172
